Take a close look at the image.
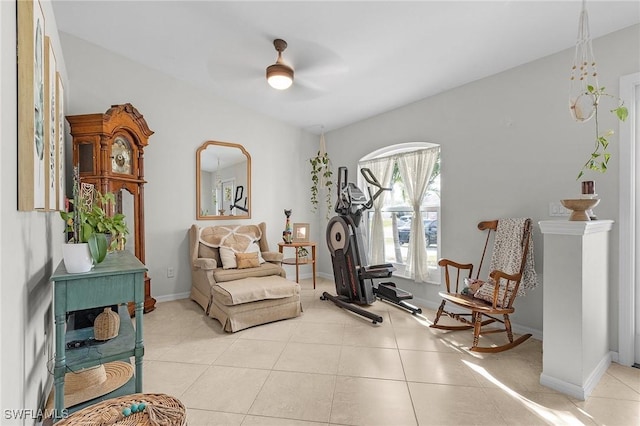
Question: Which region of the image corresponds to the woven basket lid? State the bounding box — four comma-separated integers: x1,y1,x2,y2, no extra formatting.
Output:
94,307,120,341
55,393,186,426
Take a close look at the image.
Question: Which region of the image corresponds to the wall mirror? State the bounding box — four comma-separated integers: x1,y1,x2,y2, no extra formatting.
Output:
196,140,251,220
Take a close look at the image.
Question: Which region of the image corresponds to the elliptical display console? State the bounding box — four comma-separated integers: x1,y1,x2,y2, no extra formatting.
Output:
321,166,422,324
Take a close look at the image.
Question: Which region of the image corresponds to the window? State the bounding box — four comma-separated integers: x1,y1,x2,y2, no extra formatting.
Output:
358,143,440,283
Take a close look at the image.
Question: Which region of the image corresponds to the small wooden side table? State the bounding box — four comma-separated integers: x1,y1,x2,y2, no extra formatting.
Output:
278,242,316,288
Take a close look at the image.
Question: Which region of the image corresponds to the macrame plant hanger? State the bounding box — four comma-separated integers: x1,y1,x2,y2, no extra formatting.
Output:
318,130,328,187
569,0,599,122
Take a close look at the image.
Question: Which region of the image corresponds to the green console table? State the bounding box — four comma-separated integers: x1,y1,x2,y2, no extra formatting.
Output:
50,251,147,421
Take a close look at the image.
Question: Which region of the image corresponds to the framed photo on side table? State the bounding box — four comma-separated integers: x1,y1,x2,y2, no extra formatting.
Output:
293,223,310,242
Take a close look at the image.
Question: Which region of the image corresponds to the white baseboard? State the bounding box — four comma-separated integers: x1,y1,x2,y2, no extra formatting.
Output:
540,351,612,400
154,291,190,303
610,350,619,363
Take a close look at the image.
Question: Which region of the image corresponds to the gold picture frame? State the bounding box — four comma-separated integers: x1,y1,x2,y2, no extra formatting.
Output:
17,0,46,211
293,223,310,242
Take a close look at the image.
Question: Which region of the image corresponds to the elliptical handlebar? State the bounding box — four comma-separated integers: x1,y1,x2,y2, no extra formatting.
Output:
360,167,391,209
335,167,350,214
335,166,392,216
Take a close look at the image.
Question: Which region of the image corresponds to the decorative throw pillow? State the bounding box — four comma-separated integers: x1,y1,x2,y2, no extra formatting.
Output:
219,243,265,269
219,246,237,269
474,281,512,307
236,252,260,269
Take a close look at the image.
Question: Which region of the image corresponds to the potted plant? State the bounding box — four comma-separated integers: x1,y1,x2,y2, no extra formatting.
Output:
297,246,309,261
60,168,130,271
576,85,628,180
60,167,108,271
310,150,333,219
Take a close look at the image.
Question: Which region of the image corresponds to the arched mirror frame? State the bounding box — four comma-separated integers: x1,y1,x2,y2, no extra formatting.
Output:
196,140,251,220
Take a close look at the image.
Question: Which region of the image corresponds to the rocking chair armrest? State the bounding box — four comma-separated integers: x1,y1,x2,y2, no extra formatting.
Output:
484,269,523,308
438,258,473,270
438,258,474,293
489,269,521,283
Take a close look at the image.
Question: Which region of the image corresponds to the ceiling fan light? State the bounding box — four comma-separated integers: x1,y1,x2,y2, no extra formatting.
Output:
266,63,294,90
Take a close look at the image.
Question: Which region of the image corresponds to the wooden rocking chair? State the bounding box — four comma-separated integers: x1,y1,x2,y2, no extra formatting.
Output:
430,219,533,353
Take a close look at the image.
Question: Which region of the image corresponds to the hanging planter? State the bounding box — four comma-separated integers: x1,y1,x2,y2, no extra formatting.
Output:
310,132,333,219
568,1,628,179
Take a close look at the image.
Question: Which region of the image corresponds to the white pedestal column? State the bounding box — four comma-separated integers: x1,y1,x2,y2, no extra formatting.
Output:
538,220,613,400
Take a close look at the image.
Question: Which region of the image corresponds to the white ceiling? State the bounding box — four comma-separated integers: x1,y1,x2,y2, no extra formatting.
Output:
52,1,640,134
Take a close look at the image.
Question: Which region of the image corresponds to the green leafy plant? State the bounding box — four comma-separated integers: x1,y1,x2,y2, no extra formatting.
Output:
86,191,130,251
60,168,129,263
310,151,333,219
577,85,628,179
297,246,309,258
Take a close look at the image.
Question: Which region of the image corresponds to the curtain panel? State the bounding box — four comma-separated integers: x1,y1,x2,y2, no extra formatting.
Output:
359,157,394,265
397,147,439,282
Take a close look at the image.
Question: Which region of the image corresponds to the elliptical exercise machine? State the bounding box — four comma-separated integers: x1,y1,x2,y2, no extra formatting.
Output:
321,166,422,324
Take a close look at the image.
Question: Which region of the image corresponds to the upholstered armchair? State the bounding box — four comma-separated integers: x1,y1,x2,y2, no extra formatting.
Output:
189,222,301,332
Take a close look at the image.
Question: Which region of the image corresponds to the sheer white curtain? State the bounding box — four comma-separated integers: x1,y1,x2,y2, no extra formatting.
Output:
359,157,394,265
397,147,439,282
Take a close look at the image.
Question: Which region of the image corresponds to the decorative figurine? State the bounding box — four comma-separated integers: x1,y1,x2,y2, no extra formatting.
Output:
283,209,293,243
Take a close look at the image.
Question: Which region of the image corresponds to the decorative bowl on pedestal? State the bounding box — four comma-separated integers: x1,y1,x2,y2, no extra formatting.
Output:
560,198,600,221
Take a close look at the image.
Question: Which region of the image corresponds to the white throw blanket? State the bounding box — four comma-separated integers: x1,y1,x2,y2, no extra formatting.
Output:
489,217,538,295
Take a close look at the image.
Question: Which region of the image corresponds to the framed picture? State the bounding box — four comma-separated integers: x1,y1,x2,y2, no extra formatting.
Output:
293,223,310,242
17,0,46,211
56,72,65,211
44,36,57,210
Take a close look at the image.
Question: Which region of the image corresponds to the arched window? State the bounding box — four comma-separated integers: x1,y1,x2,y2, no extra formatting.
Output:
358,142,440,283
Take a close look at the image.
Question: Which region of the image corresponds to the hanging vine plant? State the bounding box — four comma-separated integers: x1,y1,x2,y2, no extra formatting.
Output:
575,85,628,179
310,150,333,219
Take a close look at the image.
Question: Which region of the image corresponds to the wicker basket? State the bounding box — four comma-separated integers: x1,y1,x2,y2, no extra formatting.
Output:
56,393,186,425
94,307,120,341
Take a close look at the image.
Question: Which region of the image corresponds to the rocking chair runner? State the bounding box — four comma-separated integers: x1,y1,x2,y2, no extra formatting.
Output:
430,218,534,353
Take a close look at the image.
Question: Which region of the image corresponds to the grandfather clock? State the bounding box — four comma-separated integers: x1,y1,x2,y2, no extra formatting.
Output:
67,103,156,314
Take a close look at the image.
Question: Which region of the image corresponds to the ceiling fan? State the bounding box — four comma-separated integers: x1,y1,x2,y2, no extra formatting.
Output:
266,39,294,90
206,36,349,101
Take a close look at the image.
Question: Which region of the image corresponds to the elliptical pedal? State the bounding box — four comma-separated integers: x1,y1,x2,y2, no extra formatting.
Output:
376,282,413,301
374,282,423,315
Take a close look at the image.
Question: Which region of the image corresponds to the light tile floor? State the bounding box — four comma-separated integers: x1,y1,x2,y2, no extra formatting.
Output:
142,278,640,426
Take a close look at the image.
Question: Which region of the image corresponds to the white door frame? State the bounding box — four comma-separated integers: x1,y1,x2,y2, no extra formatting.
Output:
619,72,640,366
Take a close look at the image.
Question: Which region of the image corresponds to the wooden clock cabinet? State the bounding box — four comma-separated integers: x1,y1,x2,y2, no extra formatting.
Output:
67,103,156,314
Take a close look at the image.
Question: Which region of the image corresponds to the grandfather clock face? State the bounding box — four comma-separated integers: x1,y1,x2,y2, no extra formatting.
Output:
111,136,133,174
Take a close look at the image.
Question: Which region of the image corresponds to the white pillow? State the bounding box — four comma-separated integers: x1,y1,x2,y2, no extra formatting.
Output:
219,246,237,269
245,242,266,264
219,243,264,269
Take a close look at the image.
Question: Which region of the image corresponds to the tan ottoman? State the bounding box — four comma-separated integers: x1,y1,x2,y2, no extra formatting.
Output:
209,276,302,332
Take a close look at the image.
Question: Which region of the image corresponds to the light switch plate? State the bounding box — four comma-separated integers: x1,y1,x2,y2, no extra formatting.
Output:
549,201,571,217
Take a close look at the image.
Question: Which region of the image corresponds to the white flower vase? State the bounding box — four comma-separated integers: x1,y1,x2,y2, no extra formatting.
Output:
62,243,93,273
